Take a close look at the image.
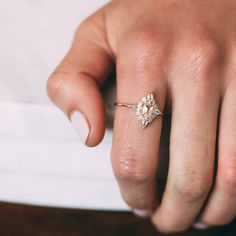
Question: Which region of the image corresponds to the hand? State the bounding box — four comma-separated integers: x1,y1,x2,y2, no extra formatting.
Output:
47,0,236,233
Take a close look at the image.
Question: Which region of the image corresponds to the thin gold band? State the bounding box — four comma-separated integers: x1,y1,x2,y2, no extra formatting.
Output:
114,102,135,108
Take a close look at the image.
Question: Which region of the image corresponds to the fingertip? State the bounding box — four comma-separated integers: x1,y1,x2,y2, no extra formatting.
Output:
85,112,106,147
70,111,90,145
133,208,154,218
70,101,106,148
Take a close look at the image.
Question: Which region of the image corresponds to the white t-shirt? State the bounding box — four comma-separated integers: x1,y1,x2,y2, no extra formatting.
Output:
0,0,129,211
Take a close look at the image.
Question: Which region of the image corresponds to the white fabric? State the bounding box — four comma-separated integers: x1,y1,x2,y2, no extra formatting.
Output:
0,0,129,211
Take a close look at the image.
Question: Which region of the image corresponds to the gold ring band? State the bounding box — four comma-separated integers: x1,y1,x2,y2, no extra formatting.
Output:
114,103,135,109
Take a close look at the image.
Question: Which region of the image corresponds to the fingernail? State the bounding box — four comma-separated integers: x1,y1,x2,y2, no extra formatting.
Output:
133,209,152,218
70,111,90,144
193,222,209,230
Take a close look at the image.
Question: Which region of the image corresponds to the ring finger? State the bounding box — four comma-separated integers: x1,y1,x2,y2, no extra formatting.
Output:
111,35,167,213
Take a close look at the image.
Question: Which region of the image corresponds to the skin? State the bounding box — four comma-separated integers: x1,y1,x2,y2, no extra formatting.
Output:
47,0,236,233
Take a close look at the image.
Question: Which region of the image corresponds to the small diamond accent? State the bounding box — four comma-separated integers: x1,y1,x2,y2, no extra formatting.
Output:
134,93,162,128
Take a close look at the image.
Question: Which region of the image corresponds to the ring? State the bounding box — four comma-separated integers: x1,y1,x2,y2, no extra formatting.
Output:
114,93,163,128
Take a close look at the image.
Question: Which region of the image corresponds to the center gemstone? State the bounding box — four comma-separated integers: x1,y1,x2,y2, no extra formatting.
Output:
141,104,154,117
134,93,162,128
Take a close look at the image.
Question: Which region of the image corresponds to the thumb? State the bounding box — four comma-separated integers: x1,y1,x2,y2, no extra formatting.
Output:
47,9,114,147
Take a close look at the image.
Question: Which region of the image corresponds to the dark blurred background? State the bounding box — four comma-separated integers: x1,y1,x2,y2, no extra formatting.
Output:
0,202,235,236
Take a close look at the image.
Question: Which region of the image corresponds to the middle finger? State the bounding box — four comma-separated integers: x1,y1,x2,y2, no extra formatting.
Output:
152,39,221,232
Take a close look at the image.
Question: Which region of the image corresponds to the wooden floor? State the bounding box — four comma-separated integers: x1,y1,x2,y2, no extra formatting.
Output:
0,202,234,236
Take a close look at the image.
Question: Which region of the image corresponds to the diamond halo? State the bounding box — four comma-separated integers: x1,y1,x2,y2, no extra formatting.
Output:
133,93,162,128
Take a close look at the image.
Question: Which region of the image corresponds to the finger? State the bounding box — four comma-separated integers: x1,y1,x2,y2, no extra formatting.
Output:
152,40,220,233
199,81,236,226
111,32,167,211
47,9,114,146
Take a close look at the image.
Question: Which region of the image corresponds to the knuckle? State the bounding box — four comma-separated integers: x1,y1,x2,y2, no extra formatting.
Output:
121,28,167,82
130,28,159,47
173,182,208,203
181,35,219,77
47,60,75,101
47,71,69,101
128,28,166,60
173,169,212,202
113,148,153,184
